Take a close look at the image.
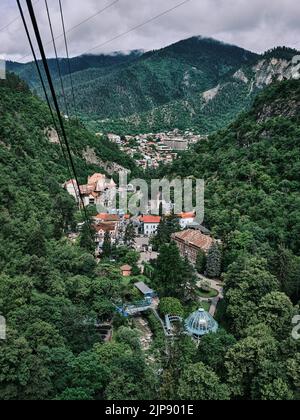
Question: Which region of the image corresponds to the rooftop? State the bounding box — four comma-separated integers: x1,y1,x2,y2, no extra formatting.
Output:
178,212,195,219
121,265,132,271
135,282,154,296
172,229,214,251
185,308,218,338
95,213,120,222
140,215,161,224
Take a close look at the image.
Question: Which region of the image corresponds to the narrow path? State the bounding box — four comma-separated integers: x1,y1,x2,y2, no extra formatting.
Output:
196,273,223,316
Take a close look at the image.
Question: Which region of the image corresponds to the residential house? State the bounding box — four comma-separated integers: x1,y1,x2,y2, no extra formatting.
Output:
94,222,118,247
121,265,132,277
93,213,120,247
172,229,214,264
178,212,196,229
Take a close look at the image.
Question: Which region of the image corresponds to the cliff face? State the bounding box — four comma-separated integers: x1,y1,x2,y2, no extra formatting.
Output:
253,57,300,88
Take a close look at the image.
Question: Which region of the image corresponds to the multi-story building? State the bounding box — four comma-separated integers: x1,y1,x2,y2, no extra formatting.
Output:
64,173,116,208
172,229,214,264
139,215,161,236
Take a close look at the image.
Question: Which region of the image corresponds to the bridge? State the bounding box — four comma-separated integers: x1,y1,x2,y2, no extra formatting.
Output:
115,300,183,337
115,298,154,317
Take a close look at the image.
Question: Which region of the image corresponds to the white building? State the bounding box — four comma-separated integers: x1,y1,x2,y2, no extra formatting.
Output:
140,216,161,236
107,133,122,144
178,212,195,229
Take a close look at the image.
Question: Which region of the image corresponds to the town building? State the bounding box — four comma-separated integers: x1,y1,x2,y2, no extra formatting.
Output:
121,265,132,277
139,215,161,236
64,173,116,208
134,282,156,299
93,213,121,247
171,229,214,264
178,212,196,229
107,133,122,144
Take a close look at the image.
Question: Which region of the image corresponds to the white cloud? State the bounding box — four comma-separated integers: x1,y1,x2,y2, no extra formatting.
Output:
0,0,299,62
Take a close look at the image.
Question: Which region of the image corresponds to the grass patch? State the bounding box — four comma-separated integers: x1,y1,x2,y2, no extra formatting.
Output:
197,288,219,299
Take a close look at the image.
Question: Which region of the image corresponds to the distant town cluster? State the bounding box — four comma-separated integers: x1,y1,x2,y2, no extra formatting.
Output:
104,130,207,169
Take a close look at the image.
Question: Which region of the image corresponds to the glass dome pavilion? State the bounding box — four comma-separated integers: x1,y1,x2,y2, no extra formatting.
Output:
185,308,218,339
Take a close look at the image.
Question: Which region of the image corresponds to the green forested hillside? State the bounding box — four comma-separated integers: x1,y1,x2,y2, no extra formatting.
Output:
154,80,300,399
0,75,155,400
163,80,300,294
7,50,142,89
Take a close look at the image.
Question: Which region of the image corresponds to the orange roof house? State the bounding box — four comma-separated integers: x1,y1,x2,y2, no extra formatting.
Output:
88,173,106,185
178,212,195,219
172,229,214,264
120,265,132,277
139,215,161,224
94,213,120,223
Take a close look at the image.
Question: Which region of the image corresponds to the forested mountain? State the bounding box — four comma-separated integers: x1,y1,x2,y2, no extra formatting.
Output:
9,37,299,135
7,50,142,90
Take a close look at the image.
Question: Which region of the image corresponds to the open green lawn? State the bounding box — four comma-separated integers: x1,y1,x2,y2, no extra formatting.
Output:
197,287,219,299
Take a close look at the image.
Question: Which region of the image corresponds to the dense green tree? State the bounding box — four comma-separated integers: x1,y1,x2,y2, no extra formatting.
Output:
178,363,230,400
159,297,184,318
123,222,136,247
79,223,95,254
151,216,181,251
259,379,294,401
256,292,296,340
153,243,195,298
225,324,279,398
196,329,236,379
26,224,46,258
196,250,207,274
102,231,112,259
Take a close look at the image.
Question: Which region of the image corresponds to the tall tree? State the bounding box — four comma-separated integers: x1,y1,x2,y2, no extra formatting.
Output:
196,250,207,274
153,243,190,298
102,231,112,259
124,222,136,247
206,243,222,278
79,222,95,254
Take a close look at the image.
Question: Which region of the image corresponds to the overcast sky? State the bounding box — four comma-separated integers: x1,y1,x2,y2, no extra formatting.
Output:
0,0,299,62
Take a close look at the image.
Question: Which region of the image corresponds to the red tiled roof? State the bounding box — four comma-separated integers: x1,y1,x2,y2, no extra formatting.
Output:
172,229,214,252
140,215,161,224
80,184,95,195
94,223,116,232
178,212,195,219
95,213,120,222
88,173,105,185
121,265,132,271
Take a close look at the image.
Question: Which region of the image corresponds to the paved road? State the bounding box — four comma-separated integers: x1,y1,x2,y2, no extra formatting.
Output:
134,236,159,270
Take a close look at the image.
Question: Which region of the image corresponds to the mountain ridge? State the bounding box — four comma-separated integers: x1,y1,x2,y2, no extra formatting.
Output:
8,36,300,134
